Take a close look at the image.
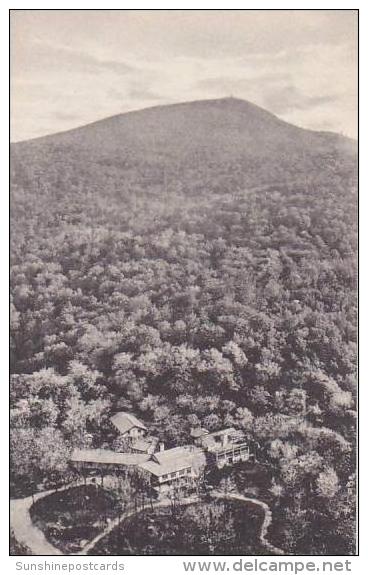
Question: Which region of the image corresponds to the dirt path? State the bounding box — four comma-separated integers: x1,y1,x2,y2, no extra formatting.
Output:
78,495,199,555
80,491,284,555
10,479,88,556
212,491,284,555
11,484,283,556
10,493,62,555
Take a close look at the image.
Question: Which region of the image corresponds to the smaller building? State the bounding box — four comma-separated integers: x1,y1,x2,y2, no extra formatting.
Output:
139,445,206,491
110,412,147,440
198,428,250,468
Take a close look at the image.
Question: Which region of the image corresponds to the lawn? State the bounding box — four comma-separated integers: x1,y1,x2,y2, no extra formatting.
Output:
30,484,121,554
90,498,272,555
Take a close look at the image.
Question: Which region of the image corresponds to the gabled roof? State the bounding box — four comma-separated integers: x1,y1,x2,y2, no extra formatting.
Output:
139,445,206,477
110,412,147,434
70,448,149,466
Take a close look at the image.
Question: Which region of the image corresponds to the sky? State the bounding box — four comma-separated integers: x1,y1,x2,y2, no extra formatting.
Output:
10,9,358,141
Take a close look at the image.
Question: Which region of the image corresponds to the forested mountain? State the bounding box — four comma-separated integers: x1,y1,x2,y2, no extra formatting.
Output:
10,97,357,554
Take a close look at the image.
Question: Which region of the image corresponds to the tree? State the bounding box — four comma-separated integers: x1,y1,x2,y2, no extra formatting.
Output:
316,468,340,499
106,474,135,521
181,502,235,553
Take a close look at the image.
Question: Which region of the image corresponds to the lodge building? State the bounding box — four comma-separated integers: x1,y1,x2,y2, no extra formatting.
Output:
70,448,149,473
69,412,251,490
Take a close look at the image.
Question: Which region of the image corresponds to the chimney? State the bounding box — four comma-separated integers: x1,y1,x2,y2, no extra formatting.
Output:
159,442,165,452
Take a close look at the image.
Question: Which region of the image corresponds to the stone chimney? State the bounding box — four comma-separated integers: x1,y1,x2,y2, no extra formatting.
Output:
159,442,165,452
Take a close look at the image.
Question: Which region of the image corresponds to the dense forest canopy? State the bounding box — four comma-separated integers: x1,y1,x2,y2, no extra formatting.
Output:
10,98,357,554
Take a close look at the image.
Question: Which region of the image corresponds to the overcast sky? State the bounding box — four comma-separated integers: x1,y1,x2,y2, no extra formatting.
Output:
11,10,358,141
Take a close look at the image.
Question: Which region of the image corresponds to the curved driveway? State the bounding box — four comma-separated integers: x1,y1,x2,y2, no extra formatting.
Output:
11,492,62,555
11,486,284,556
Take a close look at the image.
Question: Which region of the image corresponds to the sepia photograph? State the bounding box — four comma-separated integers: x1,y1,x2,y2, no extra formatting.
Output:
9,8,358,558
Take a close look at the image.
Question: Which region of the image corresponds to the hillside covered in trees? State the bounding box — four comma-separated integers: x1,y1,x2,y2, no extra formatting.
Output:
10,98,357,554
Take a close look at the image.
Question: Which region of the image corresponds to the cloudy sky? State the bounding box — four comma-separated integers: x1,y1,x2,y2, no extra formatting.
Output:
11,10,358,141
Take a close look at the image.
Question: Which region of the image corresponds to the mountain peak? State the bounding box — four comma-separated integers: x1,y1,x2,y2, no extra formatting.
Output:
117,96,280,122
13,97,354,165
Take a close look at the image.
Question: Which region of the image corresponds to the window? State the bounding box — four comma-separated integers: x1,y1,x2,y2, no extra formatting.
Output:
179,469,185,476
171,472,177,478
162,474,168,480
186,468,191,474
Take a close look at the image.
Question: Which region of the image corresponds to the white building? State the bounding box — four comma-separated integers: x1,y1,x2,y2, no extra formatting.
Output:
194,427,250,468
139,445,206,490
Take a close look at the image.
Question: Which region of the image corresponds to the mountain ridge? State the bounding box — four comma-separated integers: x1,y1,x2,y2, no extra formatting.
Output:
12,97,356,147
11,96,357,212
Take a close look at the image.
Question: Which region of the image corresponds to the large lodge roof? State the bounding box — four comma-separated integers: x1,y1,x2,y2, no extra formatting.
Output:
140,446,206,477
70,448,149,466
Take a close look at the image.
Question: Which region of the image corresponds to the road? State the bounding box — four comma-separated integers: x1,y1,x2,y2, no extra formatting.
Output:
79,491,284,555
11,491,62,555
10,479,90,556
10,484,284,556
78,495,199,555
212,491,284,555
